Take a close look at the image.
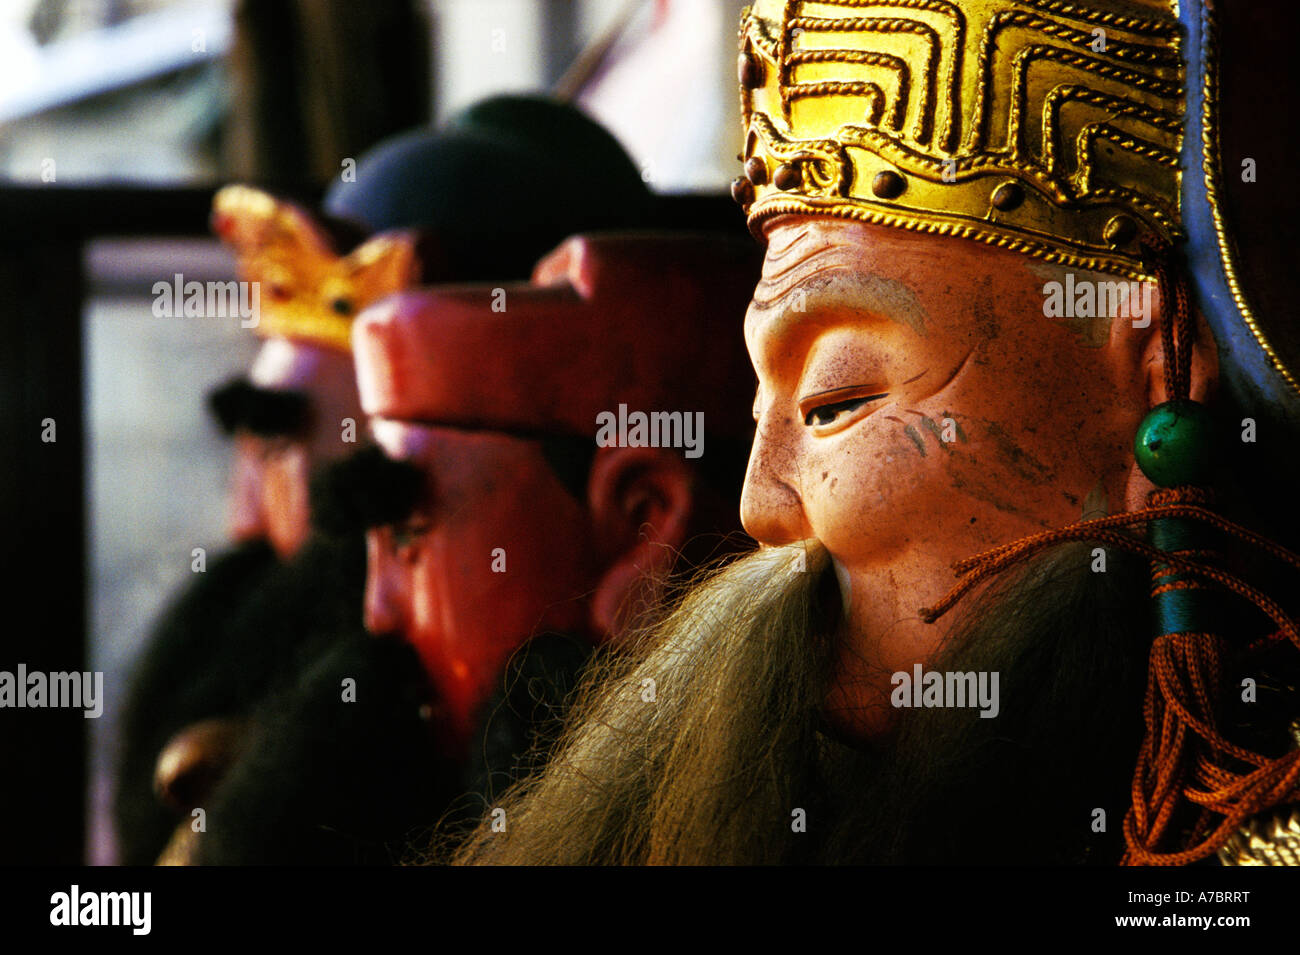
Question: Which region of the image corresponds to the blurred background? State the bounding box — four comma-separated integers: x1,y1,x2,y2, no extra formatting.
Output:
0,0,749,864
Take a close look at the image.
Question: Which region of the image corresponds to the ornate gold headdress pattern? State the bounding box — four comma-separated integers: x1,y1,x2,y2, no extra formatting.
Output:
736,0,1184,281
211,185,419,353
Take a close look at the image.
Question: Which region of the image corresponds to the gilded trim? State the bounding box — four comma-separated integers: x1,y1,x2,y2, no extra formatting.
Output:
738,0,1184,281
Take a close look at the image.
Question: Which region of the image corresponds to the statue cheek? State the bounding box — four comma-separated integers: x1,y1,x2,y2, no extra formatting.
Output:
807,424,943,562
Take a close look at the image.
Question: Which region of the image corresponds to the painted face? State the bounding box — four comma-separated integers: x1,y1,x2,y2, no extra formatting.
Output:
228,431,311,560
363,418,596,752
742,215,1158,740
228,338,365,560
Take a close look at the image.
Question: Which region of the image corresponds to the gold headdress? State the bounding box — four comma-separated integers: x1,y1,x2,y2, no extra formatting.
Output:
211,185,419,353
736,0,1184,281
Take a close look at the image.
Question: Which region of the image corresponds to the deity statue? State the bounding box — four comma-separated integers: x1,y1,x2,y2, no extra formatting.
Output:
453,0,1300,865
349,232,758,813
115,96,656,864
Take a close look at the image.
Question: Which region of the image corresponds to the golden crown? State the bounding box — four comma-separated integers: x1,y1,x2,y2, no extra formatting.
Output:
736,0,1184,281
211,185,419,352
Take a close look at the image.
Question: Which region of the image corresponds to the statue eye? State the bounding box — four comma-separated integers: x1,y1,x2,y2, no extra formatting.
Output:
802,391,888,432
391,517,432,562
805,397,867,427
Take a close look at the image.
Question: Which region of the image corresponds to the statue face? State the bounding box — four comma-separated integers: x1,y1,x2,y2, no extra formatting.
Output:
742,215,1155,740
228,338,364,559
363,419,595,751
228,431,312,561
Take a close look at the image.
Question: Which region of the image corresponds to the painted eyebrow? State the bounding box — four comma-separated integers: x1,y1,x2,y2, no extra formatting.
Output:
798,384,884,404
207,377,312,437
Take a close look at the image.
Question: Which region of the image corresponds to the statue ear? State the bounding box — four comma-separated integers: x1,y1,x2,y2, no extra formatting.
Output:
1123,283,1221,512
585,446,693,641
1139,294,1220,407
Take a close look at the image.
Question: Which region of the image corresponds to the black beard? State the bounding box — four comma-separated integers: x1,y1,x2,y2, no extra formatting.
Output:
114,529,370,864
189,630,449,865
190,629,596,865
117,510,597,864
454,632,598,825
114,539,279,865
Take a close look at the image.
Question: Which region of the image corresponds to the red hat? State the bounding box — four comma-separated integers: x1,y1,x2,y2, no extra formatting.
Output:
353,233,760,446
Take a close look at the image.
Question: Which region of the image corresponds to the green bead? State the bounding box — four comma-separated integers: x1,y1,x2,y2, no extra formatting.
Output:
1133,399,1214,487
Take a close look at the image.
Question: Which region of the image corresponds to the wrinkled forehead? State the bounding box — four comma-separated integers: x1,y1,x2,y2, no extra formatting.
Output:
745,216,932,359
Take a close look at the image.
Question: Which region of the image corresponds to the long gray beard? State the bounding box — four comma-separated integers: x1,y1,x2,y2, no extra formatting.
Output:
451,539,1150,865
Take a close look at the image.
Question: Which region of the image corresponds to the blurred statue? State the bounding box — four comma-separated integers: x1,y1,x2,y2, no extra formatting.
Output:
454,0,1300,865
349,232,759,823
115,96,656,865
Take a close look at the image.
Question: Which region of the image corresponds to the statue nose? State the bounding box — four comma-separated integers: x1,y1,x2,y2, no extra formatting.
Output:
740,417,813,545
363,531,408,638
229,445,268,544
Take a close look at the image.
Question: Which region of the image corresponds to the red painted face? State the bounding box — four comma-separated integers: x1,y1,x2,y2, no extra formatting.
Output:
352,233,762,753
363,419,597,752
742,215,1214,741
227,338,365,560
228,432,312,561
